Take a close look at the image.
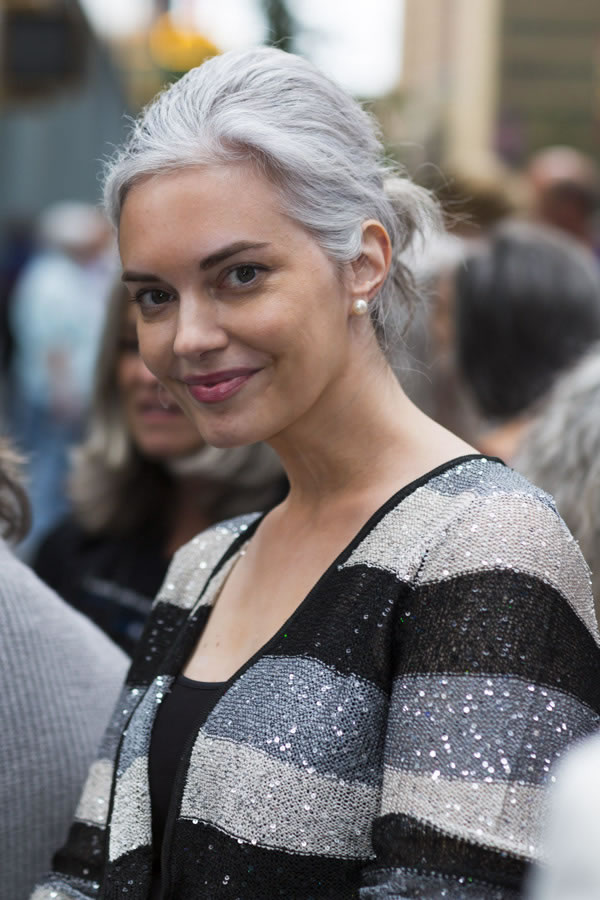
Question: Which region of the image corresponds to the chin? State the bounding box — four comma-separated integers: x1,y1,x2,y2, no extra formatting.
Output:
138,441,186,460
196,424,273,450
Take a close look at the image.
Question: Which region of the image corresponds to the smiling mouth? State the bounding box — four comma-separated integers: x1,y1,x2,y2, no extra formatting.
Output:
183,369,259,405
138,401,183,416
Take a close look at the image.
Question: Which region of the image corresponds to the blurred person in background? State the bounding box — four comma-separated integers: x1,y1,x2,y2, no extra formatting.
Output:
452,220,600,462
401,170,513,443
527,145,600,253
0,435,127,899
400,229,482,441
7,201,116,558
33,283,286,654
513,347,600,617
0,218,35,393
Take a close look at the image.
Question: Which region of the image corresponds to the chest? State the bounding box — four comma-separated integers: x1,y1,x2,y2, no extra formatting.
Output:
184,535,357,682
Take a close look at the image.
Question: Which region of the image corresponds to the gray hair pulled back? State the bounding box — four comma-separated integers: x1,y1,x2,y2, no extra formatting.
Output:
104,47,439,354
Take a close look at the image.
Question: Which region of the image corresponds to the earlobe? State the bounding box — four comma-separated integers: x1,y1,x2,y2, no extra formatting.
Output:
350,220,392,302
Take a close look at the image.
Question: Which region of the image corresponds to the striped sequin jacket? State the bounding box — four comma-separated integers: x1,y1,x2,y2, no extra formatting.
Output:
33,456,600,899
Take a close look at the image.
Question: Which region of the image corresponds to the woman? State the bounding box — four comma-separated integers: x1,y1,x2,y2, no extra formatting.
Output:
33,283,285,652
452,220,600,462
33,48,600,899
0,437,128,899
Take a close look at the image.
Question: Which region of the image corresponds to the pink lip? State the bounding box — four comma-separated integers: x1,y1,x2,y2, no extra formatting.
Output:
136,402,183,420
182,368,259,405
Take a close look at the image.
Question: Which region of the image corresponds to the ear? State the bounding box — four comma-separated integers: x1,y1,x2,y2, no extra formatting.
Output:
348,220,392,304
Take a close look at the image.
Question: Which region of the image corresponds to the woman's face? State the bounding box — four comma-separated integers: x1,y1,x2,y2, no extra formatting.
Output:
116,303,205,460
119,164,360,449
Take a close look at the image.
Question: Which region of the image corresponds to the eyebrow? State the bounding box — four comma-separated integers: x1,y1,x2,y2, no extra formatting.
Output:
121,241,270,283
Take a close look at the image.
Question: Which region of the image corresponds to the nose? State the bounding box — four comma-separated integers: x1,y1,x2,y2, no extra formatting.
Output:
173,294,229,359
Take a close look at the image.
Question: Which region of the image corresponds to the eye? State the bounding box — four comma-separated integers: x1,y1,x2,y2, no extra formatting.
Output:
135,288,174,309
221,264,265,289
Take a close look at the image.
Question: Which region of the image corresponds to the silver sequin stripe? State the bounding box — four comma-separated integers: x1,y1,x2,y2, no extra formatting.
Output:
107,675,173,862
428,457,551,506
74,683,149,829
386,673,600,785
203,655,387,785
381,769,544,861
30,872,100,899
359,865,519,899
155,516,257,611
342,484,597,641
180,731,379,859
109,756,153,863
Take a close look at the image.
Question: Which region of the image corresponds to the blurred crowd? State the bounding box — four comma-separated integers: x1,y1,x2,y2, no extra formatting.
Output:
3,139,600,896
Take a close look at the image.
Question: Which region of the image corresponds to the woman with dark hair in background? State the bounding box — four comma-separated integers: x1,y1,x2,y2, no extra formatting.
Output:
0,437,127,899
453,219,600,462
34,48,600,899
34,283,285,653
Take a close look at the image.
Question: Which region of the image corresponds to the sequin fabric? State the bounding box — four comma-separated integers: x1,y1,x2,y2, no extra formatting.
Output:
32,459,600,899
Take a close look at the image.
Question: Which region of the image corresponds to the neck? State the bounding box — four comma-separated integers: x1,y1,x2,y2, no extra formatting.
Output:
267,345,473,514
165,474,215,556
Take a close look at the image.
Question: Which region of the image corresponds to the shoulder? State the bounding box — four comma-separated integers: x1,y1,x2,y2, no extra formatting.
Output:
0,537,127,676
344,457,597,637
154,513,260,612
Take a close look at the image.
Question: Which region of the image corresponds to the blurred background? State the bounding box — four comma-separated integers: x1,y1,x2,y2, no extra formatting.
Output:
2,0,599,228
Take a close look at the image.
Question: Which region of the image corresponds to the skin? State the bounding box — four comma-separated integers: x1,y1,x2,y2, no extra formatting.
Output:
117,304,205,461
116,303,215,553
528,147,600,246
120,163,474,681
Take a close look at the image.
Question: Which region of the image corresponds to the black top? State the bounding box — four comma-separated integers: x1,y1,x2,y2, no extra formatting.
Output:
149,675,226,895
33,517,170,654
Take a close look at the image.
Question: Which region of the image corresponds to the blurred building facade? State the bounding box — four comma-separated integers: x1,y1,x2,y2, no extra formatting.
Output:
0,0,130,227
399,0,600,176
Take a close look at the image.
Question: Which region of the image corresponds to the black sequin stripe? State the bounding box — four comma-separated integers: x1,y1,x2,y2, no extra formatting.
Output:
53,821,106,884
370,813,526,892
250,565,404,689
127,601,210,684
399,569,600,712
168,820,366,899
102,845,153,900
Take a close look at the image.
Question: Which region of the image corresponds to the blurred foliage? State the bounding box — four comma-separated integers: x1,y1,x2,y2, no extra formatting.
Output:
148,13,219,75
261,0,297,53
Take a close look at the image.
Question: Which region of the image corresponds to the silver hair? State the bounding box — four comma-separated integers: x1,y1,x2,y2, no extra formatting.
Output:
513,347,600,606
103,46,440,355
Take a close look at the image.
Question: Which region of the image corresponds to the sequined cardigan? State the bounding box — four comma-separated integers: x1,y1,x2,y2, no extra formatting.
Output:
32,456,600,900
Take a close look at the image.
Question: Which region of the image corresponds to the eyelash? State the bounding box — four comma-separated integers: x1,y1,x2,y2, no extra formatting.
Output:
133,288,174,311
219,263,268,289
130,263,269,312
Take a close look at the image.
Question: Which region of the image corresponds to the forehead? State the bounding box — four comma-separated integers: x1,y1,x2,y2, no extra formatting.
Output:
119,164,290,258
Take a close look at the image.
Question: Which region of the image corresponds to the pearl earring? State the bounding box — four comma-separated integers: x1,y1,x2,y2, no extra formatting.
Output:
351,298,369,317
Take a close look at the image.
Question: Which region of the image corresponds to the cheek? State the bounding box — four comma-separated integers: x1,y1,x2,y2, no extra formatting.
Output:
137,325,170,378
116,357,135,394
